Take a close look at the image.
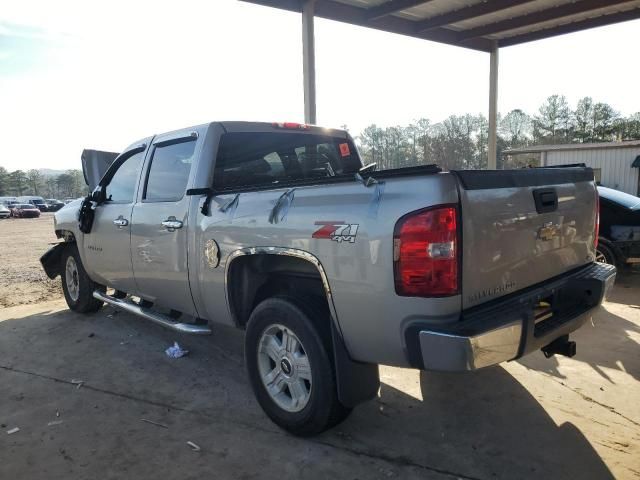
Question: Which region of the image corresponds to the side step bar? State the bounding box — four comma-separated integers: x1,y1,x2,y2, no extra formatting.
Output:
93,290,211,335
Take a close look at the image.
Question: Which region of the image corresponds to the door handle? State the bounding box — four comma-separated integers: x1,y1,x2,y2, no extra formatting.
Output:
161,216,183,231
113,217,129,227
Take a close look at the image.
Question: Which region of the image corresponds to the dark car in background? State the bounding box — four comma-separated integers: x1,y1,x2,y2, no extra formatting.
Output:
597,186,640,268
11,203,41,218
16,196,48,212
45,199,65,212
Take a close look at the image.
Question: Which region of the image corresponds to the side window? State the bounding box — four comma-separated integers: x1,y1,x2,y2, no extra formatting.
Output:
144,140,196,202
105,151,144,203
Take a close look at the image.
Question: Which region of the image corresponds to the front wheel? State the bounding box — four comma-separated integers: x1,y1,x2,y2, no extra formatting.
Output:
245,297,351,436
60,245,104,313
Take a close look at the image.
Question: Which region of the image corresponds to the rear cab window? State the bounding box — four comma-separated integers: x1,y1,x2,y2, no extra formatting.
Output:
213,132,361,191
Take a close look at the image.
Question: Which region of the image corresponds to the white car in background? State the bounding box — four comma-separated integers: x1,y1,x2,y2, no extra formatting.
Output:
0,204,11,219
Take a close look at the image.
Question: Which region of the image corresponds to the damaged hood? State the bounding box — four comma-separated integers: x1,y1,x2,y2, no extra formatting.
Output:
81,149,119,190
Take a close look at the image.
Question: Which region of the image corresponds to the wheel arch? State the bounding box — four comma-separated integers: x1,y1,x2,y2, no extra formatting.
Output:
225,247,379,408
225,247,339,331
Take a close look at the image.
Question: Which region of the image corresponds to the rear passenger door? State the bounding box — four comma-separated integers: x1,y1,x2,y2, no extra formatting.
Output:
130,131,199,316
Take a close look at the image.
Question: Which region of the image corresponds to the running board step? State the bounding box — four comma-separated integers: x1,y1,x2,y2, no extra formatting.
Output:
93,290,211,335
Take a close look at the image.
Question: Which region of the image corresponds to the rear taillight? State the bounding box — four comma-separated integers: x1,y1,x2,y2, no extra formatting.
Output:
594,190,600,249
393,206,459,297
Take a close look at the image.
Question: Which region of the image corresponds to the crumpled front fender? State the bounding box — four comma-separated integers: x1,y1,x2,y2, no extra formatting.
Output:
40,243,67,279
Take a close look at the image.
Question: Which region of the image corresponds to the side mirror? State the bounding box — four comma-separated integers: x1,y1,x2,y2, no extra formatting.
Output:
91,186,106,204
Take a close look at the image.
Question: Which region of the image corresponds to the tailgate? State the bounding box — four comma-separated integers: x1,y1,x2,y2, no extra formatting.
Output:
454,167,597,309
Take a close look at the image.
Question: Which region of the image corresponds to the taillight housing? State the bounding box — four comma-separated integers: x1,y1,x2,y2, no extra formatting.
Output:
594,189,600,249
393,205,459,297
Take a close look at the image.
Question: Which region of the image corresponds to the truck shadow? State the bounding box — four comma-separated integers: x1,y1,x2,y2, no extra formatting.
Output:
334,368,615,479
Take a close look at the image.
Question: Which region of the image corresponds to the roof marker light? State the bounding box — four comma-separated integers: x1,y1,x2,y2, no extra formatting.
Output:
272,122,310,130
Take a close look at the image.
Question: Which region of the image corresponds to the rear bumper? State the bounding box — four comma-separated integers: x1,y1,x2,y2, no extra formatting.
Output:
417,262,616,372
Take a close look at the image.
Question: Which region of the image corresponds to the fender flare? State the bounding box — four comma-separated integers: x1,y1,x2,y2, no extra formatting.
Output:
225,247,379,408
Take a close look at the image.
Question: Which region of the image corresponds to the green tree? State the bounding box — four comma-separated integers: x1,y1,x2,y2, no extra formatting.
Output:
613,112,640,141
413,118,431,164
591,102,618,141
0,167,8,196
45,176,59,198
357,124,385,166
26,169,43,196
573,97,594,142
8,170,28,195
500,109,531,147
533,95,571,144
56,173,75,197
68,169,86,197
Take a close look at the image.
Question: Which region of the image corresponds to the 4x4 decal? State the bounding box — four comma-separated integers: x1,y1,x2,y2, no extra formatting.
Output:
312,221,359,243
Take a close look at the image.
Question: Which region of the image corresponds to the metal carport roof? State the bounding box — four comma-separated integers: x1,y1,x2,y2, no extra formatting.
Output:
240,0,640,167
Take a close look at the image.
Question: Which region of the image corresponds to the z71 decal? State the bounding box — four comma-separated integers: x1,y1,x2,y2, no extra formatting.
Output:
312,221,359,243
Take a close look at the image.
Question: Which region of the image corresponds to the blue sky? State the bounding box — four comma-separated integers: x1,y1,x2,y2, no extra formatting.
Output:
1,0,639,170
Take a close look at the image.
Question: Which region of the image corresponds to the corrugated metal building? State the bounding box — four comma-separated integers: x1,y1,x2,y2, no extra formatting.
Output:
503,141,640,196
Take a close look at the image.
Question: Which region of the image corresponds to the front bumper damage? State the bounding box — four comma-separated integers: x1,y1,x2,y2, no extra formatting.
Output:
418,262,616,371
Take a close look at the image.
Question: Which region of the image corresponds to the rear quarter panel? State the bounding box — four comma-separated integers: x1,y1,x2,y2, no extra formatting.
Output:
192,172,460,367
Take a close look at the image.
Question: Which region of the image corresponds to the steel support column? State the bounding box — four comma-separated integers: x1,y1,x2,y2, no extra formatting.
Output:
302,0,317,124
487,42,499,169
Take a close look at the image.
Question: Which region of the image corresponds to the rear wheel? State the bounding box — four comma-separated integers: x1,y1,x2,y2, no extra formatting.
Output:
61,244,104,313
245,296,351,436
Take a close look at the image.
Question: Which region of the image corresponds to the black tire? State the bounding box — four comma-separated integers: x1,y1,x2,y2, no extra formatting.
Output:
60,244,104,313
245,296,351,436
596,241,617,267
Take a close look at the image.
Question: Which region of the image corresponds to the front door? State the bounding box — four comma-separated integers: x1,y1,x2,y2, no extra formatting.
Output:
130,130,199,316
83,149,145,293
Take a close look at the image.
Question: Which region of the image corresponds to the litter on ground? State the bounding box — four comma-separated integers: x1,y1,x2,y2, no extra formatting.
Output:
187,441,201,452
165,342,189,358
140,418,168,429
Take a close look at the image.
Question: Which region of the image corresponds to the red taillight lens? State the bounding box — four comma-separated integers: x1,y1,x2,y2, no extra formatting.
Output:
594,190,600,249
394,206,459,297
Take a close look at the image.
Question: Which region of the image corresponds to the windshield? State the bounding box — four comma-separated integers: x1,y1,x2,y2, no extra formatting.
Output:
598,187,640,210
17,204,34,208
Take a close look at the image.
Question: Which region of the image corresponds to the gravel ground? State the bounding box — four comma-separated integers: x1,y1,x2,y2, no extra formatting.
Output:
0,214,62,308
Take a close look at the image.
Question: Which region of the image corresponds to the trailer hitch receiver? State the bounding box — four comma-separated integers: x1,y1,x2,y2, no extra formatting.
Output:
542,335,576,359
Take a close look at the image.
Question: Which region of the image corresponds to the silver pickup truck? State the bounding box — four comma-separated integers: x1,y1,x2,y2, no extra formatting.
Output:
41,121,616,435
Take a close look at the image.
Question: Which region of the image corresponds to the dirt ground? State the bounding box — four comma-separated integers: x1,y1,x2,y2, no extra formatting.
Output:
0,215,639,479
0,214,61,307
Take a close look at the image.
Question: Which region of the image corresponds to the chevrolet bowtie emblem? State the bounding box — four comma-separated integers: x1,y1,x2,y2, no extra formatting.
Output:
537,222,561,241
